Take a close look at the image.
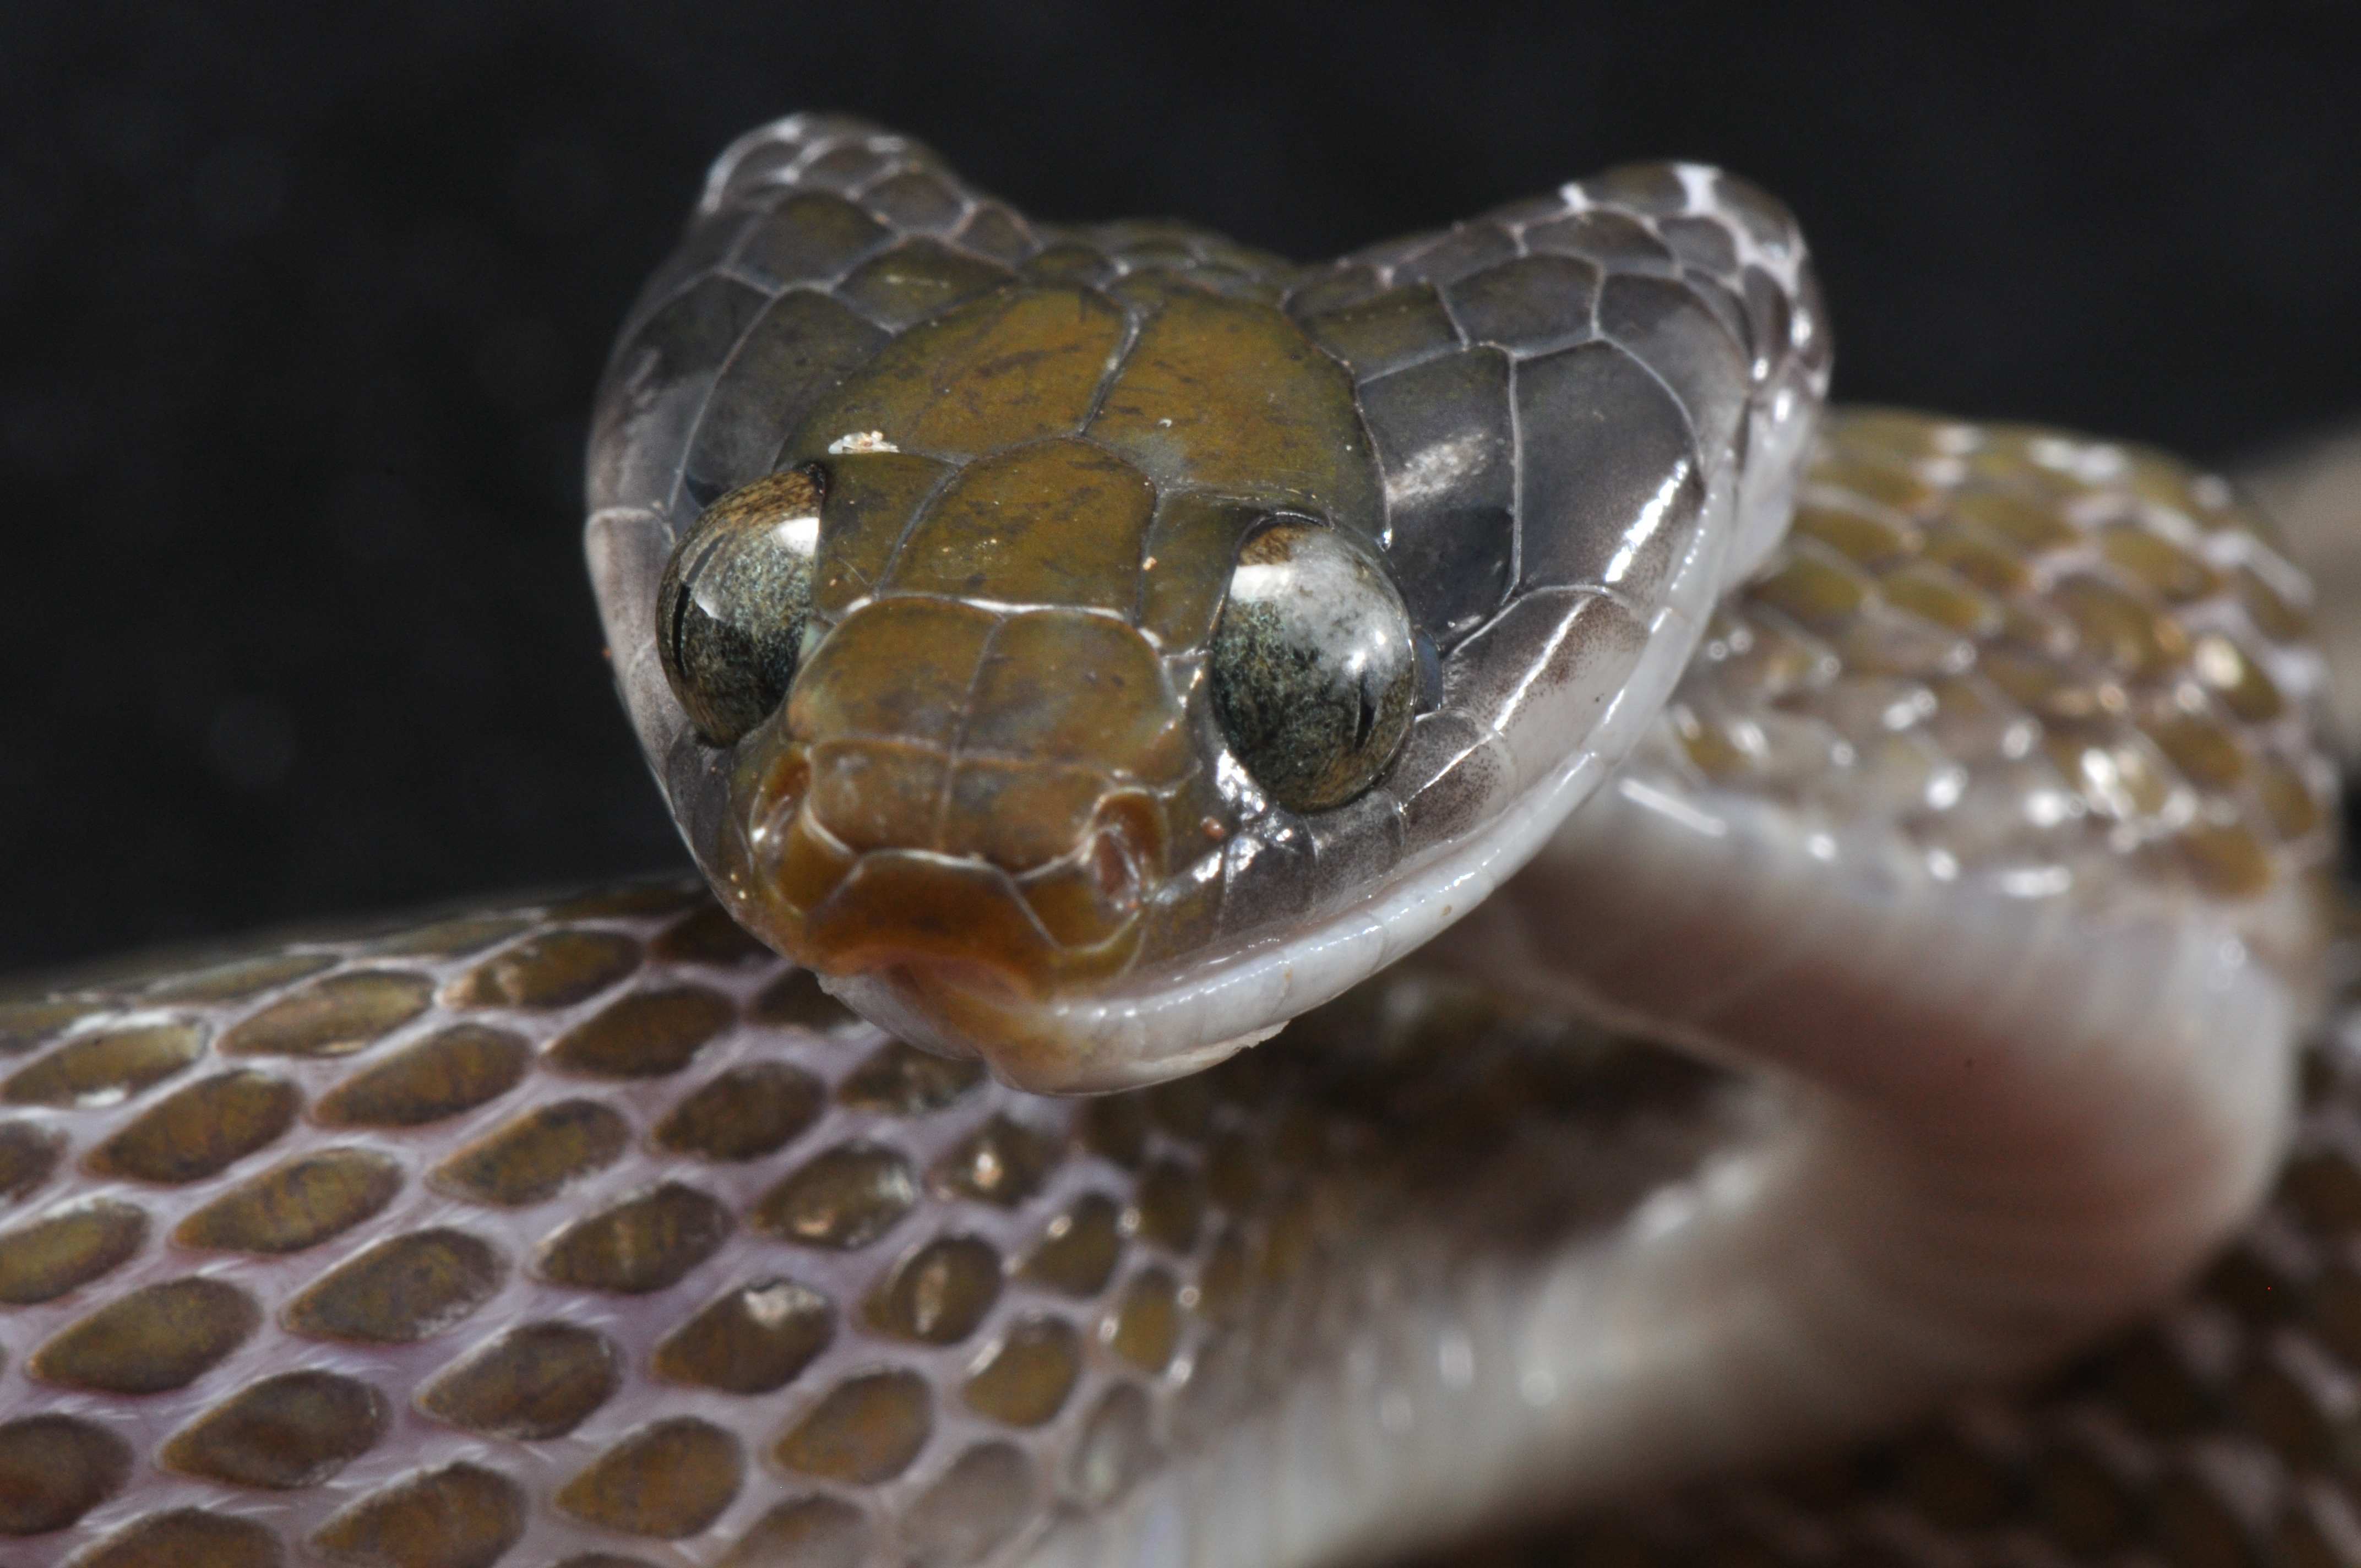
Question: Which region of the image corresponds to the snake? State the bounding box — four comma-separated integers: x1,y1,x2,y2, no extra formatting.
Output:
0,112,2346,1568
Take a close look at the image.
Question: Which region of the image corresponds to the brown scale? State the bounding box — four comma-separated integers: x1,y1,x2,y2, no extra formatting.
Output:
84,1068,300,1184
312,1022,531,1127
220,970,434,1058
432,1098,632,1206
419,1321,623,1440
0,1196,147,1303
545,984,738,1077
653,1278,834,1396
3,1019,204,1104
652,1059,826,1160
283,1229,508,1343
162,1371,390,1489
30,1277,260,1394
537,1182,736,1294
173,1146,404,1253
554,1416,747,1539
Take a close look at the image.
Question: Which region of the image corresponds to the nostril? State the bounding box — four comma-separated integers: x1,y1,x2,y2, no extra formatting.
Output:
1010,793,1162,953
1091,826,1139,908
1086,794,1161,912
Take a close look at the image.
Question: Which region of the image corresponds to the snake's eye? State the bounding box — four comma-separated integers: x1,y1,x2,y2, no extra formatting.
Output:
1210,520,1418,814
656,465,825,745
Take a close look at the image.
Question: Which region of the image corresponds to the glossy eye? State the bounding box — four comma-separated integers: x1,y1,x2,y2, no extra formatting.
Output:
656,465,825,745
1209,521,1418,814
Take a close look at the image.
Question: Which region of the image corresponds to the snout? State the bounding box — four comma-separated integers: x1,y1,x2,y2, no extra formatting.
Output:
726,732,1162,1001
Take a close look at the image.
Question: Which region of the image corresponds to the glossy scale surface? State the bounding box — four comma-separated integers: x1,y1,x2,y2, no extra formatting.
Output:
0,112,2342,1568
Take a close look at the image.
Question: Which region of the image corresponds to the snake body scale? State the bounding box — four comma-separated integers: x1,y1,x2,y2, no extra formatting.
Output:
0,115,2344,1568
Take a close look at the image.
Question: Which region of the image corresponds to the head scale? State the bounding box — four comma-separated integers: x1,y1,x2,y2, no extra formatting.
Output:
586,115,1828,1090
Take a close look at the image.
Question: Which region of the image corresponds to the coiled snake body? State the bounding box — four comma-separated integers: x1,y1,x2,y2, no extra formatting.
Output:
0,116,2344,1568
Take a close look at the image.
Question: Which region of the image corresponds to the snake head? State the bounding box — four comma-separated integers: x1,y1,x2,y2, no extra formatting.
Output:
587,115,1827,1090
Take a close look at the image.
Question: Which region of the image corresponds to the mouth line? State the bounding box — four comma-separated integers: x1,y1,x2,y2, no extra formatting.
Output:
768,837,1148,999
822,945,1285,1095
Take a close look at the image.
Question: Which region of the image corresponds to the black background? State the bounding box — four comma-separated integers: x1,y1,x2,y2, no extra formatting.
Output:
3,2,2358,970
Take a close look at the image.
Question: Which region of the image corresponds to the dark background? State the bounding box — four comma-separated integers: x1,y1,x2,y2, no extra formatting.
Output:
3,2,2358,970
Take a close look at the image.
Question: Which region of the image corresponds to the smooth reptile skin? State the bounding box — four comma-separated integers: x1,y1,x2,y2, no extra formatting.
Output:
0,116,2344,1568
